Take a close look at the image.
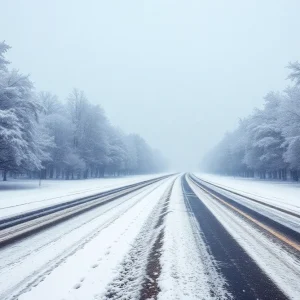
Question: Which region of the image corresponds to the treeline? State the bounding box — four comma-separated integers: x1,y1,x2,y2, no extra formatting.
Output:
0,41,167,181
201,62,300,181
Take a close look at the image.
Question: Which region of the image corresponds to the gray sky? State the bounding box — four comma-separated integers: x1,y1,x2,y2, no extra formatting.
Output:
1,0,300,170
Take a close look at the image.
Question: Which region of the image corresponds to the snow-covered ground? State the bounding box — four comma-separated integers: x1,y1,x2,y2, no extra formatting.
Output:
196,173,300,214
5,175,231,300
1,174,298,300
0,177,174,300
0,175,163,218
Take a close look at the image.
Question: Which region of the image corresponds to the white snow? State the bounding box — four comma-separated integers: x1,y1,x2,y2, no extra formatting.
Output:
0,174,164,218
196,173,300,214
4,177,174,300
158,177,230,300
100,177,175,300
2,174,297,300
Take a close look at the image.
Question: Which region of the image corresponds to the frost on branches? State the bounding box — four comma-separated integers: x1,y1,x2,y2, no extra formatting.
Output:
202,62,300,181
0,42,167,181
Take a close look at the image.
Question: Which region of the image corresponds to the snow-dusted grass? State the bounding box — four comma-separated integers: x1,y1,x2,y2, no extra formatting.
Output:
0,174,163,218
9,177,174,300
196,173,300,214
188,177,300,300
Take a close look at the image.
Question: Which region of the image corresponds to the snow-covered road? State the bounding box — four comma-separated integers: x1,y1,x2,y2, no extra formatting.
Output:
187,175,300,299
0,176,174,299
0,174,299,300
0,175,165,219
196,173,300,215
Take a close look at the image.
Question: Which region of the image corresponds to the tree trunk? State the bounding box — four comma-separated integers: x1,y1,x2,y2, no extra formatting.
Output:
84,169,88,179
99,166,105,178
3,170,7,181
49,166,54,179
283,169,287,181
292,170,298,181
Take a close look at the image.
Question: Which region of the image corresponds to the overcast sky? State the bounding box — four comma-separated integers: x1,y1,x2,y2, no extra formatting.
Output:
1,0,300,170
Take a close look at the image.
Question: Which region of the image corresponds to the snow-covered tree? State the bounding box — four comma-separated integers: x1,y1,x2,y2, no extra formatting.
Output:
0,42,167,180
124,134,138,174
287,61,300,85
0,41,10,71
0,46,52,180
202,62,300,180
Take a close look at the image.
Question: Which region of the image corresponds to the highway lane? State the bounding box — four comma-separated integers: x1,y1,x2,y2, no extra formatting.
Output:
1,173,299,299
0,175,171,246
186,174,300,299
194,176,300,218
0,177,173,300
190,174,300,253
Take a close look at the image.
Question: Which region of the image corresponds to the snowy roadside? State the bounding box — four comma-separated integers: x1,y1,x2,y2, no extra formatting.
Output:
0,174,164,218
196,173,300,214
14,176,175,300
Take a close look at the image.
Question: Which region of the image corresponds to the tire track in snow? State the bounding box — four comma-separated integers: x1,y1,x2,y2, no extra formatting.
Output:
158,176,231,300
139,180,173,300
100,178,176,300
0,181,157,272
1,179,168,300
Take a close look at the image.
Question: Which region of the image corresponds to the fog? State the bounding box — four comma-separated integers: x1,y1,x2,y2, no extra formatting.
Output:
1,0,300,171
